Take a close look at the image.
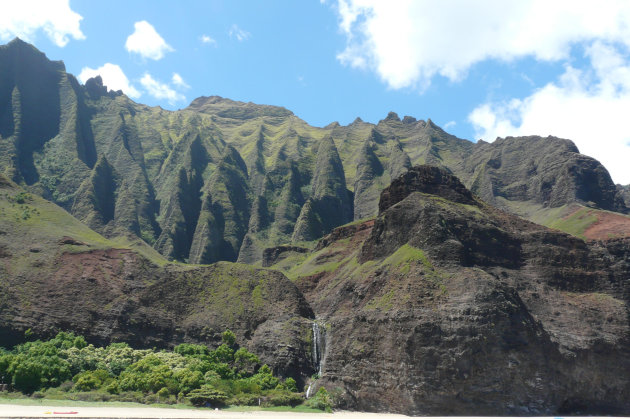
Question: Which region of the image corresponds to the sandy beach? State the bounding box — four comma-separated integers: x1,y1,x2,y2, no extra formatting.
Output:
3,404,624,419
0,404,412,418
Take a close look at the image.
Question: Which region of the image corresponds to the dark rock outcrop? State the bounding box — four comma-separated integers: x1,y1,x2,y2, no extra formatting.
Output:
378,165,475,212
461,136,627,213
262,245,309,267
296,166,630,415
618,184,630,208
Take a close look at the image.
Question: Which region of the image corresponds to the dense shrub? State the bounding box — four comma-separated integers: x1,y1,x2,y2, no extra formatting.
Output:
72,369,111,391
306,387,333,412
187,385,228,406
265,389,304,406
0,330,322,410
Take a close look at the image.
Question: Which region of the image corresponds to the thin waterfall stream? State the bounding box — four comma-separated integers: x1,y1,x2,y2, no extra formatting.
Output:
306,320,326,398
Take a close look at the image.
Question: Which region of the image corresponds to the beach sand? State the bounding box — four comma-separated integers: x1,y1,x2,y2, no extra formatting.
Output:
0,404,410,418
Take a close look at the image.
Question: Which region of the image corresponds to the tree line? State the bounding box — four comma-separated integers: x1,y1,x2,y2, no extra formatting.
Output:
0,330,331,410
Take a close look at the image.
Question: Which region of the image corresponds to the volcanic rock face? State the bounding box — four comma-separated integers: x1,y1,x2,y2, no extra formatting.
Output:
459,136,627,213
295,166,630,415
262,245,309,267
378,165,475,212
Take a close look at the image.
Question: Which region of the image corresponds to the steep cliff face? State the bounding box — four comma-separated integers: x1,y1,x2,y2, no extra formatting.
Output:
2,40,628,265
289,166,630,415
292,137,353,242
459,136,628,213
0,40,627,263
619,184,630,208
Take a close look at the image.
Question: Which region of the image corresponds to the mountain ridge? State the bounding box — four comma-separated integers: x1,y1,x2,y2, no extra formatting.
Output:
1,39,628,265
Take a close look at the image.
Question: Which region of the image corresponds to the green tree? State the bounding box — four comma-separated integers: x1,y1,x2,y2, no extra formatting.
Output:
211,344,234,364
102,343,147,376
233,347,259,377
5,338,73,393
174,368,204,393
157,386,170,401
187,385,228,406
62,344,105,375
118,355,177,393
250,364,278,390
221,330,236,347
284,377,298,392
173,343,209,357
73,369,110,391
306,387,332,412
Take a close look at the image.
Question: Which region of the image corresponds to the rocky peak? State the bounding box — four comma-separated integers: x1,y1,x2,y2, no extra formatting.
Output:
84,76,122,99
378,165,475,213
381,111,401,123
1,37,65,72
186,95,293,119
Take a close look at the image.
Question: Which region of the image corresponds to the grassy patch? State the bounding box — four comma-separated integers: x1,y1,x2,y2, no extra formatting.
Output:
365,289,395,311
336,217,374,228
381,244,431,274
497,199,601,239
269,251,310,273
547,207,599,239
0,396,185,409
223,405,325,413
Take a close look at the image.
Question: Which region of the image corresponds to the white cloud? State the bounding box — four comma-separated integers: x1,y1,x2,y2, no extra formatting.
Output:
125,21,173,60
229,24,250,42
469,42,630,184
78,63,141,99
0,0,85,47
443,121,456,130
140,73,185,104
335,0,630,90
171,73,190,89
200,34,217,46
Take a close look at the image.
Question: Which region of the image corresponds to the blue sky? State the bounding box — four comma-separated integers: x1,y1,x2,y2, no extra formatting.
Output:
1,0,630,184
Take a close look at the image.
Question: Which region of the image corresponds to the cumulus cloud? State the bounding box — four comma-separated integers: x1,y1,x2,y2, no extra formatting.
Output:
78,63,141,98
469,42,630,184
229,24,250,42
200,34,217,46
335,0,630,90
0,0,85,47
140,73,185,104
125,21,173,60
171,73,190,89
443,121,456,130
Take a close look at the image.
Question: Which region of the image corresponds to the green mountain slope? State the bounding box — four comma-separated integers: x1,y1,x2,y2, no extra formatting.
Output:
0,173,315,383
1,38,628,266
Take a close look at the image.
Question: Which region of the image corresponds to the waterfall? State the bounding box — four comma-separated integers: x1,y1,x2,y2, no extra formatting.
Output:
306,320,327,399
312,321,326,376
